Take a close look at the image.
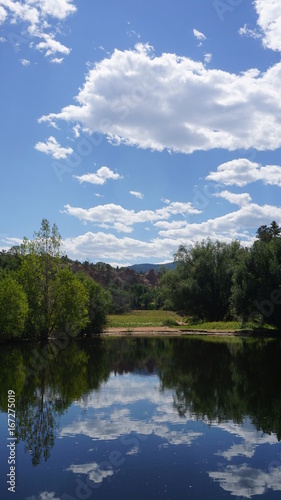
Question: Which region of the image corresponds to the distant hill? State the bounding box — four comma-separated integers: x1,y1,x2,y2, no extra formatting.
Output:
127,262,177,273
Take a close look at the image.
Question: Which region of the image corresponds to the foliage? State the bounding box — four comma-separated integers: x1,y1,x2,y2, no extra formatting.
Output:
77,273,112,334
0,275,28,340
159,239,243,321
0,219,110,341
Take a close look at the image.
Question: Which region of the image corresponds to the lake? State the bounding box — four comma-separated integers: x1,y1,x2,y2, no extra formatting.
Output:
1,335,281,499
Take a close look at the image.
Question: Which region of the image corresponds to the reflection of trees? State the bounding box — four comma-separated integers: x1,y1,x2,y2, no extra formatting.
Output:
159,337,281,440
1,336,281,467
0,340,110,466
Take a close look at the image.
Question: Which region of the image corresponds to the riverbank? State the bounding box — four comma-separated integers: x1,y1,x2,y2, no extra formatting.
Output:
103,326,277,337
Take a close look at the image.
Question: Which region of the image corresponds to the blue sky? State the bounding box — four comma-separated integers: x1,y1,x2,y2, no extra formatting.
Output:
1,0,281,266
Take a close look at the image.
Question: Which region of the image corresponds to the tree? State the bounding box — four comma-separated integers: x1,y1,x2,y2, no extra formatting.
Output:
76,273,111,335
256,221,281,242
0,275,28,340
18,219,62,339
161,240,242,321
17,219,90,339
231,237,281,326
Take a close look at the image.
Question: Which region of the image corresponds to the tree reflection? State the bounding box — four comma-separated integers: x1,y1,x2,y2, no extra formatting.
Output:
1,336,281,467
159,337,281,439
0,340,110,466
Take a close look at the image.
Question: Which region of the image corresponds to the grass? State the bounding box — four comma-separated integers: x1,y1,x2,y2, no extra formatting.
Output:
181,320,242,330
108,310,183,328
108,311,279,332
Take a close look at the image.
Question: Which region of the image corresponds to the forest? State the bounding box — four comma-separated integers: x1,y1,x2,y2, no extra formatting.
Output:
0,219,281,341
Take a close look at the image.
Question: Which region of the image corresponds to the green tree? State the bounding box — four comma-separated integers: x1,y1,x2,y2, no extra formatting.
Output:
51,268,89,336
18,219,90,339
231,237,281,326
256,220,281,242
160,240,242,321
76,273,111,335
0,275,28,340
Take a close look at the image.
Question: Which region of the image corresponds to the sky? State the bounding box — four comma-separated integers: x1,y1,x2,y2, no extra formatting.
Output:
1,0,281,266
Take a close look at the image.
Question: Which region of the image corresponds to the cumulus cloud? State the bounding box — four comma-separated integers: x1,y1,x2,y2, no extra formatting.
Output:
0,0,76,58
58,198,281,264
62,200,201,233
206,159,281,187
157,203,281,242
61,231,176,263
130,190,143,199
254,0,281,52
38,43,281,154
214,190,252,207
74,166,122,185
35,136,73,159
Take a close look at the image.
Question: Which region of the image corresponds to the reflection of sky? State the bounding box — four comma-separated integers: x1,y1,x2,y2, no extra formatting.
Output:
209,464,281,498
57,372,281,498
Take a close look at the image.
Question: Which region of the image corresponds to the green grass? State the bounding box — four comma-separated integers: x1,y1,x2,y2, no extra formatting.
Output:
108,310,279,332
108,310,183,328
181,320,242,330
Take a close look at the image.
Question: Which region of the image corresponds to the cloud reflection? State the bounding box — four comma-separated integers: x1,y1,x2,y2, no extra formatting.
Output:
209,464,281,498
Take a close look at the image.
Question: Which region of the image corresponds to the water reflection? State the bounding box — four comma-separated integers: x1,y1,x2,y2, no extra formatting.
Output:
1,336,281,499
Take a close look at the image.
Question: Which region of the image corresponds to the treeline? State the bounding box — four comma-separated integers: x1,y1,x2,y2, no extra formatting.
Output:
159,221,281,327
0,219,111,342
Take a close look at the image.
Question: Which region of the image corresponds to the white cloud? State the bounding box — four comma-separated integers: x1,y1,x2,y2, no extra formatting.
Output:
35,136,73,159
214,190,252,207
62,231,177,263
0,5,7,24
204,52,212,63
35,33,71,56
254,0,281,52
0,36,6,42
20,58,30,66
50,57,64,64
74,166,122,185
38,43,281,154
161,197,171,204
38,0,76,20
193,28,206,41
130,190,143,199
62,200,201,233
238,24,261,40
206,158,281,187
157,203,281,243
0,0,76,57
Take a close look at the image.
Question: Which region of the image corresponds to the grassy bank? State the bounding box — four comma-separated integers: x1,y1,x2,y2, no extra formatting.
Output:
107,311,278,332
108,310,182,328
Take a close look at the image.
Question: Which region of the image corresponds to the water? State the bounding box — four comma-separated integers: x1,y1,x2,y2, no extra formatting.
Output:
0,336,281,499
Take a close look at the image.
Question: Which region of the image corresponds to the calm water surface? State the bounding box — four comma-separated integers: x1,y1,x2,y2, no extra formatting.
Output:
1,336,281,499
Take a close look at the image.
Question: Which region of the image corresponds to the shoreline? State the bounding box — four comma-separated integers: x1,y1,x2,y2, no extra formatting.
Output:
103,326,277,337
